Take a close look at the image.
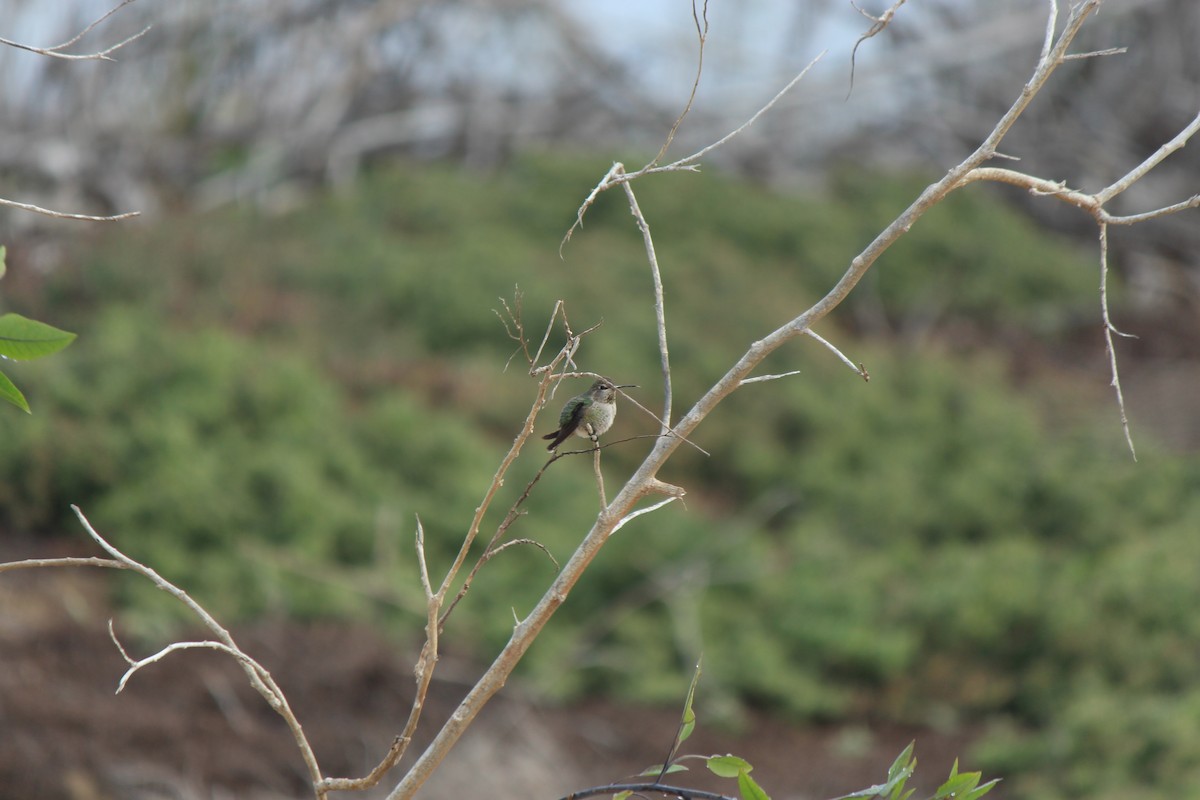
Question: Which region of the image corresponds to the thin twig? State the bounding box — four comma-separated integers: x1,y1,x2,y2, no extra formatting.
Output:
530,299,565,370
739,370,803,385
0,197,139,222
560,783,735,800
611,498,680,535
1098,223,1137,460
848,0,909,97
69,507,326,798
0,556,126,573
621,390,710,456
320,517,441,792
486,538,559,569
619,175,673,431
495,289,531,370
109,625,246,694
805,329,870,380
1096,110,1200,204
1039,0,1060,65
1104,195,1200,225
0,0,149,61
435,345,574,604
561,53,825,251
439,449,564,628
592,426,607,508
647,0,709,168
958,167,1200,227
653,53,826,174
562,162,623,254
1063,46,1127,60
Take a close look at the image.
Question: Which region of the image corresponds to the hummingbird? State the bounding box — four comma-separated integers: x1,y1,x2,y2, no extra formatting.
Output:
542,378,637,451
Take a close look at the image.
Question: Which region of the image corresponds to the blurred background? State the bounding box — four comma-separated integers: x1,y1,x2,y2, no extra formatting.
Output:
1,1,1199,798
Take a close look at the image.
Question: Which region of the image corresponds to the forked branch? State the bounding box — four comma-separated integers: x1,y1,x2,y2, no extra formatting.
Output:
386,6,1132,796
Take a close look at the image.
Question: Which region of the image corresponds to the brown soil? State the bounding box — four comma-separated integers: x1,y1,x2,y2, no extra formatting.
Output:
0,550,981,800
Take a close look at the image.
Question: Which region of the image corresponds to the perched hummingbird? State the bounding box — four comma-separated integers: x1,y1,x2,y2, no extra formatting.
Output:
542,378,636,451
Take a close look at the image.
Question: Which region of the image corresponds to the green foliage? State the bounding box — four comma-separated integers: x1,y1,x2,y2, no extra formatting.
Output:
1,155,1196,799
606,670,992,800
0,308,501,629
0,313,77,412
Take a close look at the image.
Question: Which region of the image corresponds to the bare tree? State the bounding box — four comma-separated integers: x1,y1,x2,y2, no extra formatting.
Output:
1,1,1197,798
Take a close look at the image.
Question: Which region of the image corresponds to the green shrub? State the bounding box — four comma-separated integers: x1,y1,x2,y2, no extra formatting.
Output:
3,154,1196,799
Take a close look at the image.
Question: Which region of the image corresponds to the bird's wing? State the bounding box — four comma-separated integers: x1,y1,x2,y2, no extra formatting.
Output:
558,400,586,432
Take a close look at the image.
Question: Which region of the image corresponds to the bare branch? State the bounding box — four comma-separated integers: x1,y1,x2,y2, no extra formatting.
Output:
739,370,804,386
954,134,1199,462
1039,0,1060,65
0,0,149,61
415,516,434,600
562,161,623,254
961,165,1200,229
1062,46,1127,60
388,11,1114,793
648,0,709,168
110,624,246,694
435,341,575,604
0,197,139,222
619,174,673,431
620,390,710,456
805,329,870,381
653,53,826,174
1105,194,1200,225
531,300,566,371
1096,110,1200,205
320,516,442,793
487,538,559,569
611,497,680,535
592,431,607,508
848,0,910,97
0,556,126,573
562,53,825,252
1098,224,1137,460
69,506,326,797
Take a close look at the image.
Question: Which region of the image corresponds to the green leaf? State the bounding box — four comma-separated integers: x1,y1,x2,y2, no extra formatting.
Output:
0,313,76,360
831,746,915,800
678,657,703,746
933,771,982,799
0,244,7,279
0,368,30,413
613,792,633,800
638,764,688,777
708,755,753,778
887,743,916,782
885,743,916,800
834,781,892,799
737,769,771,800
962,778,1001,800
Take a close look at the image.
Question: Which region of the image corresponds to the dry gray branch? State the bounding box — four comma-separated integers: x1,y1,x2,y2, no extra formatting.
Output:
0,1,146,222
848,0,911,95
387,7,1130,796
0,197,140,222
0,0,148,61
619,174,673,432
648,0,709,168
67,506,326,797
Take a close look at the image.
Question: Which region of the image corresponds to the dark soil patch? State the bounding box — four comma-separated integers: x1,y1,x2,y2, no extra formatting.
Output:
0,552,986,800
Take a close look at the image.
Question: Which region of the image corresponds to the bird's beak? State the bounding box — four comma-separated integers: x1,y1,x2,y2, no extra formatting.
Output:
615,384,638,389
